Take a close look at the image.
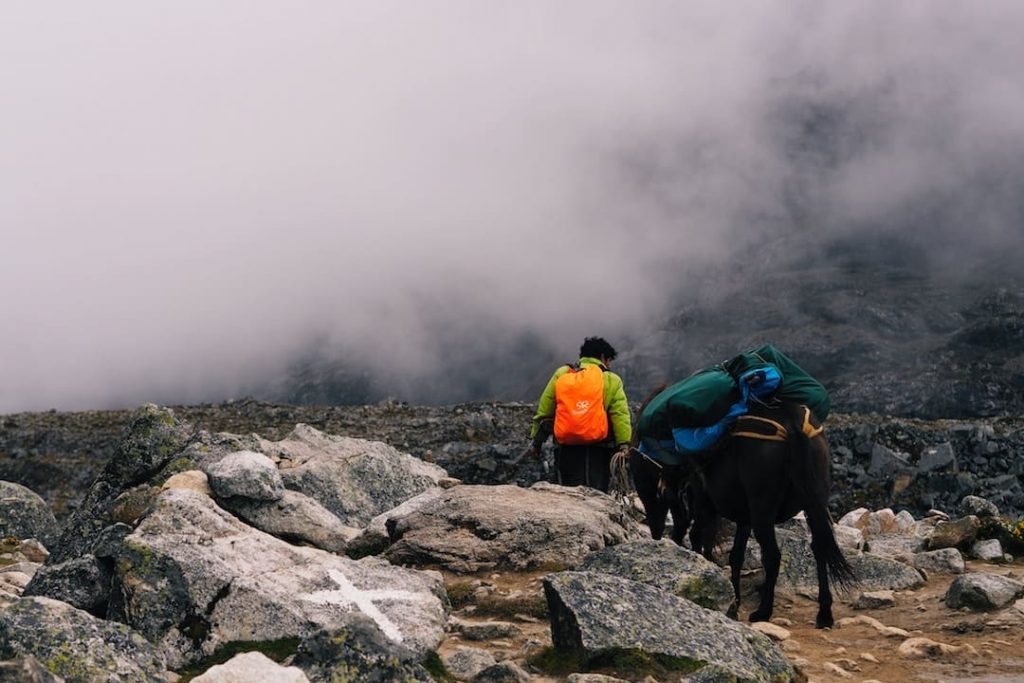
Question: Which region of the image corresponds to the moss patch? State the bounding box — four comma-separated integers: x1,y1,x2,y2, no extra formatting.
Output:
528,646,702,681
473,593,549,620
174,638,301,682
421,651,457,683
444,581,476,610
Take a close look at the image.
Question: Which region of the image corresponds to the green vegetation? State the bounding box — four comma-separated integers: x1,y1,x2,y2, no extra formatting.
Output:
444,581,476,610
174,638,301,682
978,516,1024,554
421,651,457,682
528,645,702,680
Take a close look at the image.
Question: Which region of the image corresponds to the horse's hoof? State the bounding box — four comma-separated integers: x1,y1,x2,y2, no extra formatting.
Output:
749,609,771,623
815,615,834,629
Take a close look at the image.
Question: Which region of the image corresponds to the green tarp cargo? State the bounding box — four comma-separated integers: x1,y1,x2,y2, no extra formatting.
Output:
636,345,830,442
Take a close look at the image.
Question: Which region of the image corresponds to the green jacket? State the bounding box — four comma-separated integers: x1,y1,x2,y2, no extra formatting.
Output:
530,356,632,447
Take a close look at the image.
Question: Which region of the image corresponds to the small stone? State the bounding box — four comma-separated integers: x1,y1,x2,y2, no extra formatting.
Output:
823,662,853,678
854,590,896,610
750,621,790,641
860,652,880,663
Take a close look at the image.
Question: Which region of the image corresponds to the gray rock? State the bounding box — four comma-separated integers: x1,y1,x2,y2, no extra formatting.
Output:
23,555,112,614
854,590,896,609
205,451,284,501
471,661,530,682
217,489,354,553
918,442,956,472
578,539,734,612
972,539,1004,562
774,529,923,591
111,487,448,669
0,654,66,683
959,495,999,519
444,647,497,681
544,571,796,682
450,617,521,641
945,573,1024,610
381,483,645,573
191,651,309,682
0,596,170,682
864,533,927,558
913,548,966,575
291,620,433,682
44,405,223,565
566,675,630,683
345,486,448,559
270,424,448,527
869,444,910,478
0,481,59,548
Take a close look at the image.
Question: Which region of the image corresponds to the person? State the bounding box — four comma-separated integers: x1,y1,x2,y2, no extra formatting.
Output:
529,336,632,492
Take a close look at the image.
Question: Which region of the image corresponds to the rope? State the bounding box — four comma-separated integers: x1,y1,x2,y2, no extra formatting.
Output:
609,447,633,497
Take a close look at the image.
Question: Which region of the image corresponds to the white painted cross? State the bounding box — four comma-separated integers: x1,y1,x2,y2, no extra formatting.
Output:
301,568,427,643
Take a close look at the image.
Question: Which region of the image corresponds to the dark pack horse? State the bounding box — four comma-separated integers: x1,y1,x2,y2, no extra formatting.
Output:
630,397,856,628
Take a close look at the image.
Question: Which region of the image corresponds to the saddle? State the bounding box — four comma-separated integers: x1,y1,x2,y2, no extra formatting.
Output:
731,405,824,442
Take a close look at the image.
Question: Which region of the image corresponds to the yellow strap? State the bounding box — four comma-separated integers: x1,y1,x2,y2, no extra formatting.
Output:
801,406,824,438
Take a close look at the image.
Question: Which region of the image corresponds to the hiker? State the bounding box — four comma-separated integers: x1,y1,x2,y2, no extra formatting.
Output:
529,336,632,492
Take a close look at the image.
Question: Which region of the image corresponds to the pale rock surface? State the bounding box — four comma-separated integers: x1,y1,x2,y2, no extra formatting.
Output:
113,487,448,669
191,651,309,682
204,450,284,501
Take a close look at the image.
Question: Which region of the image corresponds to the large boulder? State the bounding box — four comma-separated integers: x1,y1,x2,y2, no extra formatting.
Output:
45,405,251,565
0,596,170,682
945,573,1024,611
110,487,448,669
0,481,59,548
544,571,796,683
379,483,645,572
267,424,449,527
578,540,734,612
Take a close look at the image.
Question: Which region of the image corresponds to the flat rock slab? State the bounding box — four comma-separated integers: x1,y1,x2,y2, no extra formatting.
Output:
544,571,796,683
578,539,734,612
381,482,645,572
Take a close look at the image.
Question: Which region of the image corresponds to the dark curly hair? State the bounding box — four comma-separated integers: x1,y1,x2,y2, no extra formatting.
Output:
579,336,617,361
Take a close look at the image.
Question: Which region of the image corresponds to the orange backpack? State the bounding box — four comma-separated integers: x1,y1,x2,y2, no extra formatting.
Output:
553,363,609,445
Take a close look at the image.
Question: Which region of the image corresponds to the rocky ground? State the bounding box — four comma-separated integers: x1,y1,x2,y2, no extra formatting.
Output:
437,559,1024,683
2,402,1024,682
3,400,1023,522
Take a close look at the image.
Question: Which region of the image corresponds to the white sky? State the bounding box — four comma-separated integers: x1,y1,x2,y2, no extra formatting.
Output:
3,2,1024,412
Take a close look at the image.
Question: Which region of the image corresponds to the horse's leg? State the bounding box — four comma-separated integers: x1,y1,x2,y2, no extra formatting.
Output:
669,495,689,545
688,483,717,560
811,536,834,628
629,453,669,541
749,522,780,623
727,523,750,620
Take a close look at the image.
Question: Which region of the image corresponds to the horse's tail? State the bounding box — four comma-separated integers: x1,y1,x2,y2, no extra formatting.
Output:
787,404,857,590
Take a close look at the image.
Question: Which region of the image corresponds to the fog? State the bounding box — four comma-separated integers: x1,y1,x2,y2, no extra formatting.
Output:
3,2,1024,412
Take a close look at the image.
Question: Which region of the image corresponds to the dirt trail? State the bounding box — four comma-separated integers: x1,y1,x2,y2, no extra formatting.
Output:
438,560,1024,682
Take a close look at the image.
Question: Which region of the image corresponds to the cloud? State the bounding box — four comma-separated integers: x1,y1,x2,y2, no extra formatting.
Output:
3,2,1024,411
